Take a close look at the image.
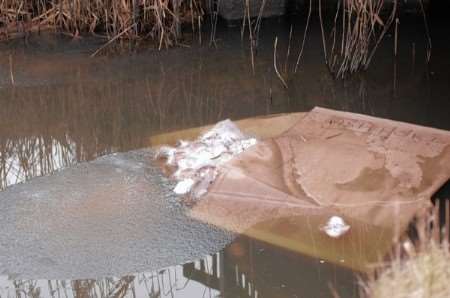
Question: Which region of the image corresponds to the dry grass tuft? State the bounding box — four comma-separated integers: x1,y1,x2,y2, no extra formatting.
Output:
367,242,450,298
363,201,450,298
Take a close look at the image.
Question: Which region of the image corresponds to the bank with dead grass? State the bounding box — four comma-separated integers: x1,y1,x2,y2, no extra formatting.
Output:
0,0,203,48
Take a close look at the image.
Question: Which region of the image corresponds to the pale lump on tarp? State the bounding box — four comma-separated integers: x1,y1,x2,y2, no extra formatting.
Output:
321,216,351,238
157,119,258,198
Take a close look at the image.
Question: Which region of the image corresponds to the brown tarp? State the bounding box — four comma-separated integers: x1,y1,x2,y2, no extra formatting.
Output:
154,108,450,272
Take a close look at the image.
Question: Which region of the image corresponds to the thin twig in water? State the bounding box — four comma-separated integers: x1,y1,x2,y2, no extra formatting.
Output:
240,0,266,74
328,0,341,70
284,24,293,74
209,0,220,47
273,37,288,89
8,54,15,85
90,24,135,57
294,0,312,73
254,0,267,47
418,0,432,62
198,15,202,45
245,0,255,74
318,0,328,66
394,18,399,57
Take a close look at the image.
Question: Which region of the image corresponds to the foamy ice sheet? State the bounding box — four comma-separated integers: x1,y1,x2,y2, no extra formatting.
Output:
157,119,258,198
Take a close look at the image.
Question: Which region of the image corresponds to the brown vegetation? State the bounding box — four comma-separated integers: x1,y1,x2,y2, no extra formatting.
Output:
0,1,432,77
326,0,398,78
0,0,204,48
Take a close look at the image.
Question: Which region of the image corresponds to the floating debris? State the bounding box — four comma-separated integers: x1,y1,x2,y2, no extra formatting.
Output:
321,216,350,238
157,119,257,198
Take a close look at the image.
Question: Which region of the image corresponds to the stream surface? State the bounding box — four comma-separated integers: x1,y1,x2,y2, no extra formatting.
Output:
0,11,449,298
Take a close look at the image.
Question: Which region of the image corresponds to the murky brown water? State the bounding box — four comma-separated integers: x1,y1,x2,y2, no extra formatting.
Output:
0,13,449,298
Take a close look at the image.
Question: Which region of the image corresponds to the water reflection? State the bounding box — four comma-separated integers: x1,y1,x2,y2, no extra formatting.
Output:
0,265,219,298
0,136,76,189
0,236,359,298
0,72,259,189
1,17,449,190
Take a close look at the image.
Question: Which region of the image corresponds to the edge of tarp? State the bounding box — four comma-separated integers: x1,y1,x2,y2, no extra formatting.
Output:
311,107,450,137
149,112,306,146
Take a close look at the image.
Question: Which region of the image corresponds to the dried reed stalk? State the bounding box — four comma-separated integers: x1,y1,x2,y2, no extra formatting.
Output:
294,0,312,73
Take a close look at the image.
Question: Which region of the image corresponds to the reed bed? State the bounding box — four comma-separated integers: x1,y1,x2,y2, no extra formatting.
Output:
0,0,204,49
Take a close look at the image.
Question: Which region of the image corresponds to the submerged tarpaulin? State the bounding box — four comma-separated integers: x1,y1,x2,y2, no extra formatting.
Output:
154,108,450,271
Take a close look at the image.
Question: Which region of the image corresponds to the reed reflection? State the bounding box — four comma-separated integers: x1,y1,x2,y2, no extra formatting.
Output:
0,66,268,189
0,236,359,298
